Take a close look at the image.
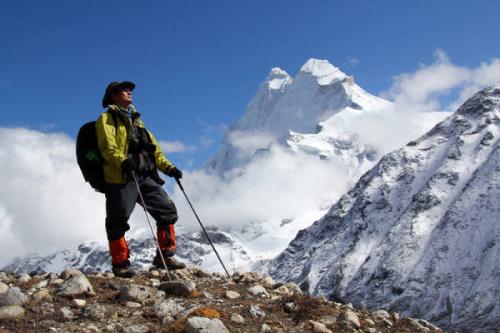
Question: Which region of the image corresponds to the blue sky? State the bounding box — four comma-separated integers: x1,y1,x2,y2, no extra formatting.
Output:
1,0,499,168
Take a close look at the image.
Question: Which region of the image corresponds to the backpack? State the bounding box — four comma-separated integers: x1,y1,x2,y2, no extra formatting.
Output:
76,113,116,193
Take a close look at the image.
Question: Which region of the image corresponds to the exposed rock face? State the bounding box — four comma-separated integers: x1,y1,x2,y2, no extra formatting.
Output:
268,87,500,332
0,268,441,332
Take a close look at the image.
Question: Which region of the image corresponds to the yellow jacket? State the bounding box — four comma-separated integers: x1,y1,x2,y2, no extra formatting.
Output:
96,105,175,184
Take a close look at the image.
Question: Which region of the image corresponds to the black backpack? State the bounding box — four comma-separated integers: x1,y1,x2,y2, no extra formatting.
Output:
76,113,117,193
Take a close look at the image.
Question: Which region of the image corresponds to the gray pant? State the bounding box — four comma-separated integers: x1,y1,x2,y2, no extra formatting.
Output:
105,176,178,241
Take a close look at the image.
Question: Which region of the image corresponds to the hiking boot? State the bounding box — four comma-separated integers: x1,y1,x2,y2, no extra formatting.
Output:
152,253,186,270
112,262,135,278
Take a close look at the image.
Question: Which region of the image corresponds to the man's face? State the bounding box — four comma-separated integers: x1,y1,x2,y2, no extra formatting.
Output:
112,88,133,107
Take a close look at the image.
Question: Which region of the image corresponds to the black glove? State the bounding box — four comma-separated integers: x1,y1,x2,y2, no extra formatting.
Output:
169,167,183,180
121,158,137,176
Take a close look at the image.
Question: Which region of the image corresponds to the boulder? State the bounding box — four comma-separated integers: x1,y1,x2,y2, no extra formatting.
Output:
247,284,269,297
0,305,25,320
341,309,360,329
58,276,95,298
0,287,28,306
225,290,240,299
185,316,229,333
154,299,185,321
0,281,9,294
120,284,162,305
231,313,245,324
158,280,195,297
60,269,86,280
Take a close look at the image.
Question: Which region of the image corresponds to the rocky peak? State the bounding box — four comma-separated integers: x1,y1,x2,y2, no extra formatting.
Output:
0,267,442,332
265,67,293,91
298,58,348,85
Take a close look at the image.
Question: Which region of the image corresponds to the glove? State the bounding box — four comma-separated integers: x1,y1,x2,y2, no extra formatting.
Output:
121,158,137,176
169,167,183,180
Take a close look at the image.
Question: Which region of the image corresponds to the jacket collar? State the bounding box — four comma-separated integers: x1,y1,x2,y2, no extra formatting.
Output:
107,104,141,121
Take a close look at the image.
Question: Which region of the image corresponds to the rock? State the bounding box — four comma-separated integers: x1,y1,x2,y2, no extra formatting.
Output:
158,280,195,297
382,318,393,326
50,278,64,286
225,290,241,299
120,284,161,305
261,323,272,332
248,284,269,297
250,304,266,318
0,305,25,320
60,269,86,280
284,302,298,312
366,328,377,333
231,313,245,324
273,285,292,296
260,276,275,288
154,299,185,320
18,274,31,284
283,282,302,295
401,317,432,331
83,304,107,321
126,301,142,308
192,267,212,278
72,299,87,308
86,324,100,332
32,289,53,303
59,306,74,320
202,291,213,299
319,315,337,325
234,272,265,284
59,276,95,298
0,287,28,306
373,310,391,319
0,272,9,283
34,279,49,289
0,281,9,294
149,270,160,278
309,320,332,333
418,319,440,331
341,309,360,329
123,324,150,333
185,316,229,333
149,278,161,288
365,318,375,326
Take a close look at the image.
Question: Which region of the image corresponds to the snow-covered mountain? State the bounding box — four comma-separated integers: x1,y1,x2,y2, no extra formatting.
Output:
3,58,448,279
206,58,391,176
266,87,500,332
3,229,253,275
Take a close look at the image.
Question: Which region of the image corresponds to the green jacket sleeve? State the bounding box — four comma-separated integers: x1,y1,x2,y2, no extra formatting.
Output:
96,112,127,167
148,129,175,174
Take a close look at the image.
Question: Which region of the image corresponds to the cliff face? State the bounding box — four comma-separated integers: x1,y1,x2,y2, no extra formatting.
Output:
267,87,500,333
0,267,442,333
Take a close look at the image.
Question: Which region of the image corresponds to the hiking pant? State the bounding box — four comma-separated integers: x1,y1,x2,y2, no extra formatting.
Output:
105,176,178,264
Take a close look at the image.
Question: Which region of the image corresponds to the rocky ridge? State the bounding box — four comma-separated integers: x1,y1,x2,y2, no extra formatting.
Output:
267,87,500,332
0,267,442,333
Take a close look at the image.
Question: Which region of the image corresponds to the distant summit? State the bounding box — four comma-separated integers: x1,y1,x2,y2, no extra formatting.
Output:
207,58,390,175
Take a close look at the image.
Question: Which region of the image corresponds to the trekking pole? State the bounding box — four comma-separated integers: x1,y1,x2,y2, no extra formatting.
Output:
131,172,172,282
176,178,231,278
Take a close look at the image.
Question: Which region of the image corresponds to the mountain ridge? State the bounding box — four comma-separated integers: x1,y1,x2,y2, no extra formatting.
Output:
266,87,500,332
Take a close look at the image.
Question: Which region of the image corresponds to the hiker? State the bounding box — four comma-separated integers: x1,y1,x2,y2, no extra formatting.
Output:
96,81,186,278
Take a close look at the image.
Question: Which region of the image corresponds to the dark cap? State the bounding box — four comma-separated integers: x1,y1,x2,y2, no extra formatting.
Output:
102,81,135,108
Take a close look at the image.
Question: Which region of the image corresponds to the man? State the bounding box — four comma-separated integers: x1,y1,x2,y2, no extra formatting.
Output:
96,81,186,278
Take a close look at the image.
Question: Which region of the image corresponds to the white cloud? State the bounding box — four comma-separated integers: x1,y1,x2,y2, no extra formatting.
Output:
383,50,500,113
0,127,150,267
171,144,350,232
158,140,196,153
